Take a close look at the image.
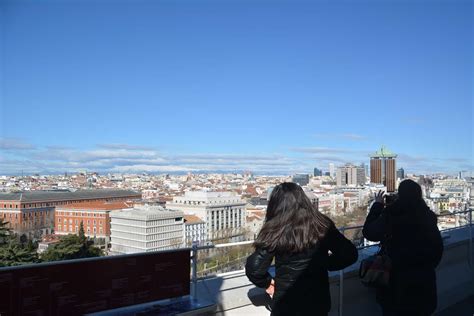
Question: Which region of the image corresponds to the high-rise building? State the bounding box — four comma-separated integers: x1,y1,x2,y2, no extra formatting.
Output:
110,205,184,254
292,174,310,186
329,163,336,178
336,164,366,187
361,163,369,179
397,168,405,180
370,146,397,192
314,168,323,177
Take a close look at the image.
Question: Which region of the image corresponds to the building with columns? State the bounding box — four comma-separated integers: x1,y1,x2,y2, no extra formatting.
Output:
166,191,246,242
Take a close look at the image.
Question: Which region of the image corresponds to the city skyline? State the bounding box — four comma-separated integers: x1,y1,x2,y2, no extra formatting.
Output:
1,0,472,175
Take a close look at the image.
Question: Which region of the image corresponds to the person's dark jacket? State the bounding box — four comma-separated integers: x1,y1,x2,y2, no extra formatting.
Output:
245,225,358,316
362,200,443,315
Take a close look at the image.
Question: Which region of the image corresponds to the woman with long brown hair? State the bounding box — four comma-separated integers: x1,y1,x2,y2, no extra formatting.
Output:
245,182,358,315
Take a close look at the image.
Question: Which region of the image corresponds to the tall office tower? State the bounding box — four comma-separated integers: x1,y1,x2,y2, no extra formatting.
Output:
397,168,405,180
361,163,369,179
370,146,397,192
336,163,366,186
329,163,335,178
314,168,323,177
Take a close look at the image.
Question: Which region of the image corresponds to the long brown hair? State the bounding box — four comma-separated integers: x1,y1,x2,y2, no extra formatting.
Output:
254,182,333,253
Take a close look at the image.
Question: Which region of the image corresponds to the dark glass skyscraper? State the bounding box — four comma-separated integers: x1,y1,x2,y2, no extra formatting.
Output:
292,174,310,186
314,168,322,176
397,168,405,180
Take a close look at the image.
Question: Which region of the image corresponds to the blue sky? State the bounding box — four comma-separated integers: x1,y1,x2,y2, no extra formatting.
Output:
0,0,472,175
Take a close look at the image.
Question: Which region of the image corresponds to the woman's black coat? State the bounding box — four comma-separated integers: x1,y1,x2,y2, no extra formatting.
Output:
245,225,358,315
362,201,443,315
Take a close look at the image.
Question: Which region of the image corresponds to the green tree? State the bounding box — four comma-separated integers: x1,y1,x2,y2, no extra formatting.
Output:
0,240,39,267
0,218,10,246
41,223,103,262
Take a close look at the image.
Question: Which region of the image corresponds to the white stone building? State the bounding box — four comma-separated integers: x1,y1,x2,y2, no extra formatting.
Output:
184,214,207,246
109,205,184,255
166,191,246,242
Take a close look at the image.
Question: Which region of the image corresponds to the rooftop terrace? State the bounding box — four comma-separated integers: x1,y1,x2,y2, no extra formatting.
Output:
0,211,472,315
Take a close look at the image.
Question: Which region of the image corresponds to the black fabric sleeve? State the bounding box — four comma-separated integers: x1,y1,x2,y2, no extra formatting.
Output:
362,202,388,242
245,247,274,288
324,226,358,271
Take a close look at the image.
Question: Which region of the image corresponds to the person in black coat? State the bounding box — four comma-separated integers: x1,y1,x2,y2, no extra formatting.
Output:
363,179,443,316
245,182,358,316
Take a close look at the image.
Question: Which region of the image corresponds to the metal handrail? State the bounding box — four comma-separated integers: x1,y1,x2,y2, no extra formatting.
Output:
191,209,472,251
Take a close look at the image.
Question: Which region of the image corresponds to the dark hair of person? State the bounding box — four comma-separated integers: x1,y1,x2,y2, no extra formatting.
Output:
397,179,426,207
394,179,432,217
254,182,334,253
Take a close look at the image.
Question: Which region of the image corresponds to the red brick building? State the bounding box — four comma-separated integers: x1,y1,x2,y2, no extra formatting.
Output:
0,190,141,239
55,201,131,240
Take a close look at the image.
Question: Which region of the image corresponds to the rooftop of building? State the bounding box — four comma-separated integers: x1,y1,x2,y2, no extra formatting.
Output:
184,214,204,224
370,145,397,158
110,204,184,220
1,221,471,316
181,191,240,199
57,201,132,210
0,189,141,203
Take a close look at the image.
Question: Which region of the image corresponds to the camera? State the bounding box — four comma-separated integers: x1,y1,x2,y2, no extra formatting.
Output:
384,193,398,205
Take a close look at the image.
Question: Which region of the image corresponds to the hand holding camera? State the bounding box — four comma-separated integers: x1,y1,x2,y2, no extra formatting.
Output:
374,190,385,204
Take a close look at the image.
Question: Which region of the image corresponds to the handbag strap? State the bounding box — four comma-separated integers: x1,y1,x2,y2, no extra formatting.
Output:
379,208,392,254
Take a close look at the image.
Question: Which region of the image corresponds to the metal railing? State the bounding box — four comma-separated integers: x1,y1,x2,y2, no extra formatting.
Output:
189,209,474,315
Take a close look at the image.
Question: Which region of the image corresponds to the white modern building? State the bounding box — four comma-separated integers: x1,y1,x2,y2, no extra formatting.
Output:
166,191,246,241
109,205,184,254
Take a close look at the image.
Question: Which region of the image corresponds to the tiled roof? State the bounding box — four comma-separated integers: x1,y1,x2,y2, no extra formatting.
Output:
184,214,204,224
57,201,132,210
0,189,141,202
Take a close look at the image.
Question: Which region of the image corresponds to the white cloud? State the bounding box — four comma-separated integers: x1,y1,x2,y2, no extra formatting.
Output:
0,140,470,175
0,138,36,150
